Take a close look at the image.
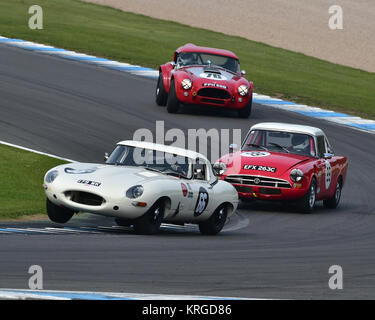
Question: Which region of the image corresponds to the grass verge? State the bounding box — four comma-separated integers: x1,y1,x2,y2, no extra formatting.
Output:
0,0,374,118
0,144,65,220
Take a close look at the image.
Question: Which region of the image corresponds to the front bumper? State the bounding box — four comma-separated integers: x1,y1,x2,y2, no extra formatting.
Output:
229,183,308,200
176,87,250,109
44,184,149,219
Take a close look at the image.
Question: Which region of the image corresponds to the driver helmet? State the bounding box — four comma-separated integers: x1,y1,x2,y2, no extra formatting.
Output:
291,134,309,149
178,52,195,66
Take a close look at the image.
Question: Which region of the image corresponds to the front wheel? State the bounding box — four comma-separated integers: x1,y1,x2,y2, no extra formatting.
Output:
298,179,316,213
46,198,74,223
199,205,228,235
166,80,180,113
155,72,168,106
133,200,165,235
238,94,252,118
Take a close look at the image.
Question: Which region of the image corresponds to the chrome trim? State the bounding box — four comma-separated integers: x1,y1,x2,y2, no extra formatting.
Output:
224,174,292,188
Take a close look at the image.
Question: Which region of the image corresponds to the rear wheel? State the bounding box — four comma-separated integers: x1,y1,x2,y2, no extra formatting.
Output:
323,178,342,209
199,205,228,235
133,200,165,235
298,179,316,213
166,80,180,113
46,198,74,223
238,93,252,118
155,72,168,106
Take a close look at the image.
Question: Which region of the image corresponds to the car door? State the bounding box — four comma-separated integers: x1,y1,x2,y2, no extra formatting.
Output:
315,135,332,198
187,163,215,218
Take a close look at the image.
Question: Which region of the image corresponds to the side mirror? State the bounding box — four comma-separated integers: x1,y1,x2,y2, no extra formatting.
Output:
323,153,333,159
241,70,246,76
104,152,109,161
229,144,239,153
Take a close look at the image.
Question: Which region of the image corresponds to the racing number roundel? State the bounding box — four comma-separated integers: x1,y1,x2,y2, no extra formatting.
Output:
194,187,209,217
324,160,332,190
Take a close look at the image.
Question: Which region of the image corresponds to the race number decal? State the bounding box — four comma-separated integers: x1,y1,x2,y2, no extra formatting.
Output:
194,187,209,217
325,160,332,189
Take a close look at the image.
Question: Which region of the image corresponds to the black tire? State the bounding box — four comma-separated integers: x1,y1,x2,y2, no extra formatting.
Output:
238,93,252,118
199,205,228,235
155,72,168,106
114,218,133,227
166,80,180,113
298,178,317,214
323,177,342,209
46,198,74,223
133,200,165,235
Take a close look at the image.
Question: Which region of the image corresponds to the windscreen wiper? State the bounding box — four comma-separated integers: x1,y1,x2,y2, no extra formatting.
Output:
268,143,290,153
247,143,268,151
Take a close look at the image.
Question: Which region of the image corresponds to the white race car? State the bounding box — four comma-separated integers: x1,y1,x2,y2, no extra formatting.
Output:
43,140,239,235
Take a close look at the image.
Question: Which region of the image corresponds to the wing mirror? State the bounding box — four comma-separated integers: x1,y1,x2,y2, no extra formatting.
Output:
241,70,246,76
323,153,334,159
104,152,109,161
229,143,239,153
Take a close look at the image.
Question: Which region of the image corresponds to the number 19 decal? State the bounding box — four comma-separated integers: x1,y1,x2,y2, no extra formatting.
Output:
194,187,209,216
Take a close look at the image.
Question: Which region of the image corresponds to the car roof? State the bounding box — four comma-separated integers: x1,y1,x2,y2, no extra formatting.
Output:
176,43,239,60
249,122,325,136
117,140,209,162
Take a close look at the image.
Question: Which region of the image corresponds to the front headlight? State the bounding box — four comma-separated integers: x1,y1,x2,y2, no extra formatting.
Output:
126,185,144,199
213,162,227,175
45,170,59,183
238,85,248,96
181,78,192,90
290,169,304,182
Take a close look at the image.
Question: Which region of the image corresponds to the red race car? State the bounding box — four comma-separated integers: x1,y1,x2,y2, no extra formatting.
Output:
215,122,348,213
156,43,253,118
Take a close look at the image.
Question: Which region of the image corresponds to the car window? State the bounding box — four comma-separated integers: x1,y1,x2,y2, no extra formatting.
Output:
193,164,207,180
316,136,327,158
176,52,239,73
243,130,316,157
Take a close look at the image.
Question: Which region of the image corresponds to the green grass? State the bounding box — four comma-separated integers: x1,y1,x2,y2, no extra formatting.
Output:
0,144,65,220
0,0,374,117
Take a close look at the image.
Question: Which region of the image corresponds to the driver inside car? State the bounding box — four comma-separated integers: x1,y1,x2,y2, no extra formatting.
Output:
290,134,311,156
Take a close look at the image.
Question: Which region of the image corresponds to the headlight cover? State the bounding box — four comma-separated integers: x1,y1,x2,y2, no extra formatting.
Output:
238,85,248,96
181,78,192,90
213,162,227,175
290,169,304,182
45,170,59,183
64,167,96,174
126,185,144,199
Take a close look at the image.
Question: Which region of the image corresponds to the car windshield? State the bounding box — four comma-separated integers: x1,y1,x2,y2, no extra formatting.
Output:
242,130,316,157
176,51,239,73
106,145,193,179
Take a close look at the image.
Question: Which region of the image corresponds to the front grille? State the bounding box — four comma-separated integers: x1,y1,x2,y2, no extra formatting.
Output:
224,175,292,188
201,98,225,105
198,88,231,100
65,191,104,206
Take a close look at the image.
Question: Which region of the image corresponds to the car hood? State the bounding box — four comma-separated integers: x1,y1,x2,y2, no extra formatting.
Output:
55,163,169,189
178,66,245,87
221,151,311,177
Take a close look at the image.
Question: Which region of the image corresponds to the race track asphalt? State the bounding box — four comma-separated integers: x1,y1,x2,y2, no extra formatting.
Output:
1,43,374,299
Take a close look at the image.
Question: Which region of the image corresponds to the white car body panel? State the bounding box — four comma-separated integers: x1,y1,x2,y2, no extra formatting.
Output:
44,142,239,225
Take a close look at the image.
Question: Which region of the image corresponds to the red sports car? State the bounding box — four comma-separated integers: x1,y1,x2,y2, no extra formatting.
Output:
156,43,253,118
215,122,348,213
